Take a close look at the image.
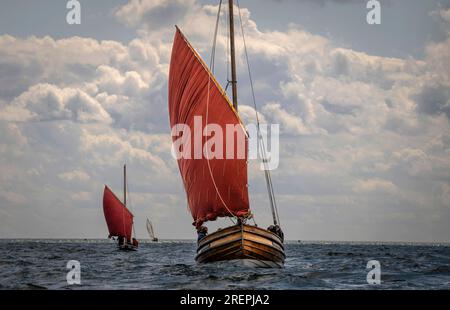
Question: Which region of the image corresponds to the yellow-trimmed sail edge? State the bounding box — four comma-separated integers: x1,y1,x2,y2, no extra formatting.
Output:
175,26,249,138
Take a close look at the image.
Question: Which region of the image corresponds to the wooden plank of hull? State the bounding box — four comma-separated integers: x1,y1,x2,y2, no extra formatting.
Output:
196,224,285,267
197,225,241,249
197,239,243,263
243,225,284,248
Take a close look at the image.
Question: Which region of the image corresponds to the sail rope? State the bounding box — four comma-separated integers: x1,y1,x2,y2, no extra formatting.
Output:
236,0,281,227
206,0,237,225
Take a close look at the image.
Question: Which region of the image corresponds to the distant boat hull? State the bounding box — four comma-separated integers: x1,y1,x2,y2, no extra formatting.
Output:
196,224,285,268
118,243,138,251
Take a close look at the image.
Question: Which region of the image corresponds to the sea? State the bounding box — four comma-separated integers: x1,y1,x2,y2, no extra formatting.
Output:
0,239,449,290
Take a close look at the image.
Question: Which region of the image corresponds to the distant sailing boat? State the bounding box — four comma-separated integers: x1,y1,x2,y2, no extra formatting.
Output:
168,0,285,267
103,165,138,251
146,218,158,242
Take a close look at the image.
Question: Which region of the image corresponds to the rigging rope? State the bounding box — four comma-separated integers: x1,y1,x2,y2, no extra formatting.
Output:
236,0,281,227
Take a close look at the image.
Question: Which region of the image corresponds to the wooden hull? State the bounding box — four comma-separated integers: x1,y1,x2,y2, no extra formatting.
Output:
196,224,285,267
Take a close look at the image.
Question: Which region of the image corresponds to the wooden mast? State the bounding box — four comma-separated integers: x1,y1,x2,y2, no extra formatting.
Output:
124,163,135,242
228,1,278,228
228,0,238,111
123,164,126,207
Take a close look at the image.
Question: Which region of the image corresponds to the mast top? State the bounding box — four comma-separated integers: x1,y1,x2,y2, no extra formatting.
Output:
228,0,238,111
123,164,126,207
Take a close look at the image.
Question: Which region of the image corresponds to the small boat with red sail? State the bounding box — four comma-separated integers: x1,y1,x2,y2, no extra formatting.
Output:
103,165,138,251
168,0,285,267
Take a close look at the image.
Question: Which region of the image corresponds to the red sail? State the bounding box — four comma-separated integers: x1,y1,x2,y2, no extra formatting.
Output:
103,186,133,240
168,27,250,227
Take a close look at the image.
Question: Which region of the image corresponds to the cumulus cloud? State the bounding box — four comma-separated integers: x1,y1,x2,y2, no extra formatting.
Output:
94,65,149,97
0,31,178,237
59,170,91,182
116,0,196,29
234,104,267,126
0,33,171,133
1,83,112,124
392,148,433,177
415,82,450,118
262,102,313,135
0,35,130,100
353,178,398,194
0,1,450,241
439,8,450,24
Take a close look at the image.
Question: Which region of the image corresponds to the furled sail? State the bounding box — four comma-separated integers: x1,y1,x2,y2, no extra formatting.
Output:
168,27,250,227
146,218,155,240
103,186,133,241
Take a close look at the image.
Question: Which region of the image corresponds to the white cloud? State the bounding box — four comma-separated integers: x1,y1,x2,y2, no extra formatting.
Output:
236,104,267,126
1,83,112,124
439,8,450,24
392,148,433,176
0,1,449,242
94,65,149,97
115,0,196,29
353,178,398,194
0,190,26,204
59,170,91,182
262,102,313,135
70,191,92,202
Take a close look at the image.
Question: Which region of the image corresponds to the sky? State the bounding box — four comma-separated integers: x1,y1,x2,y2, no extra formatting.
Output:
0,0,449,242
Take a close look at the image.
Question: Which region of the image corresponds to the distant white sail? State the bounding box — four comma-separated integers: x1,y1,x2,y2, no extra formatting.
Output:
146,218,155,240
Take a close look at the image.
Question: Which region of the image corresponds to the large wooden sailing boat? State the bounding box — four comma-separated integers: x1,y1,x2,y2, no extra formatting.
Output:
103,165,138,251
168,0,285,267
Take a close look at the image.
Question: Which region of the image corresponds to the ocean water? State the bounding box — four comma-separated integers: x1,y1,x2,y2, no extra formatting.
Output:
0,239,449,290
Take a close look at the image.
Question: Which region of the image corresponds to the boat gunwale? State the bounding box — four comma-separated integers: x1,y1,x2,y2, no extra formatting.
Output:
243,225,284,247
197,224,284,251
197,225,241,250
